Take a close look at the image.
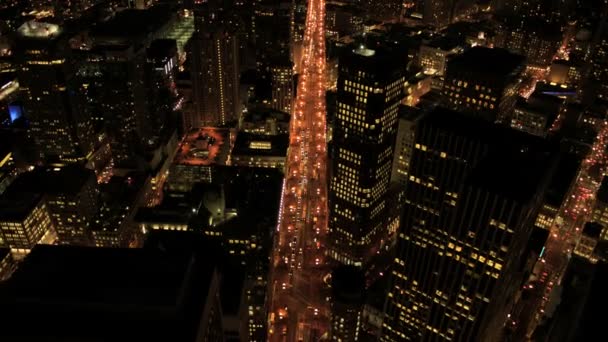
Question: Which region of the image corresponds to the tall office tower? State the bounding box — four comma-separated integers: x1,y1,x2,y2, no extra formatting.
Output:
6,166,99,246
86,41,147,167
145,39,179,145
0,192,54,251
270,58,294,114
14,21,95,163
330,266,366,341
443,47,525,123
389,106,424,186
327,46,406,266
573,222,603,263
381,108,558,341
0,244,225,341
189,0,241,127
510,92,563,137
253,0,292,66
85,6,176,167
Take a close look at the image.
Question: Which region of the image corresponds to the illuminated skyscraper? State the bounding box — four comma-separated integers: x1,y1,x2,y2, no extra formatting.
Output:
190,0,241,126
0,192,54,252
85,5,176,167
381,108,558,341
327,46,406,266
253,0,291,67
0,243,226,341
270,58,294,114
5,165,99,246
14,21,95,163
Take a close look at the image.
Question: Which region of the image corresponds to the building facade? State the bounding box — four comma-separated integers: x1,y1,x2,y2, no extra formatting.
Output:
390,106,424,186
270,59,294,114
330,266,365,341
0,193,54,252
443,47,525,123
381,108,557,341
15,21,95,163
190,0,241,127
328,46,405,266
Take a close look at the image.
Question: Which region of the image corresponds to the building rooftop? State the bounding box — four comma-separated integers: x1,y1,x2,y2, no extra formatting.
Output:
422,106,549,148
332,265,366,304
4,165,95,197
0,192,43,221
17,21,62,39
520,91,564,115
90,4,176,46
583,222,603,239
398,104,424,122
340,43,407,83
425,36,462,51
134,206,192,225
242,107,290,126
0,243,216,341
232,133,289,157
147,39,178,61
467,140,557,202
175,128,232,166
422,107,558,201
447,46,525,78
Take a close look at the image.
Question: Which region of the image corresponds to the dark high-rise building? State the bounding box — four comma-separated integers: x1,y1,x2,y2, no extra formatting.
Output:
330,265,366,341
5,165,99,246
189,0,241,127
0,243,225,341
145,39,179,145
253,0,292,66
328,46,406,266
14,21,95,163
443,47,525,123
381,108,558,341
85,5,176,167
90,173,148,248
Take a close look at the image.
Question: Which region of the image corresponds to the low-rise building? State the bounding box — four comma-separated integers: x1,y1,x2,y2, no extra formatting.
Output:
231,133,288,171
